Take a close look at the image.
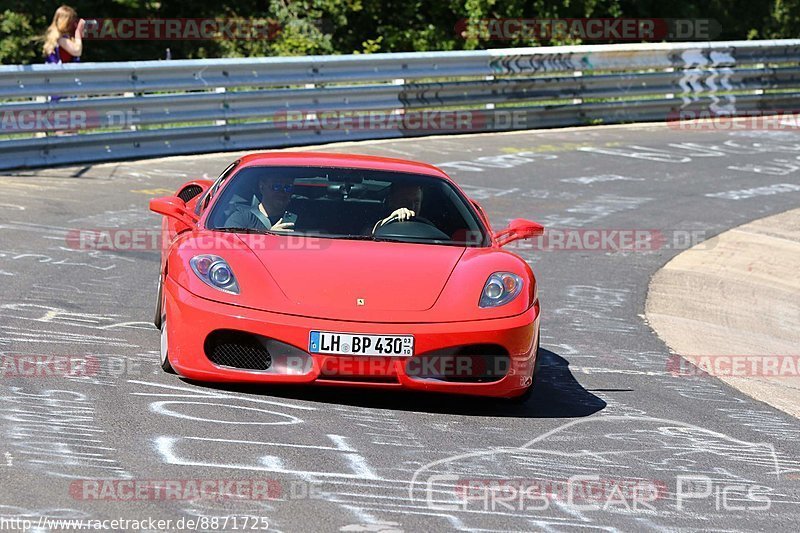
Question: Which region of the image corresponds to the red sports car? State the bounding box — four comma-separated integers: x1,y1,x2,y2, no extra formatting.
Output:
150,152,543,398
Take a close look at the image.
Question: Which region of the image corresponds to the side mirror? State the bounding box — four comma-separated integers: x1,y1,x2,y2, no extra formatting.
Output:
149,196,199,227
494,218,544,247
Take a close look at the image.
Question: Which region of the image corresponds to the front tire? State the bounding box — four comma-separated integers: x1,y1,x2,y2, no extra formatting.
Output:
159,308,176,374
531,327,542,385
153,276,163,329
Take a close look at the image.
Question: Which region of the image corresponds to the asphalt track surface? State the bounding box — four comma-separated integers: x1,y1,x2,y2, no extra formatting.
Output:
2,124,800,532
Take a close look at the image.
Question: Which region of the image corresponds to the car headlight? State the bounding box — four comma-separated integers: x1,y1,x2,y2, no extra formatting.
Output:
190,255,240,294
479,272,523,308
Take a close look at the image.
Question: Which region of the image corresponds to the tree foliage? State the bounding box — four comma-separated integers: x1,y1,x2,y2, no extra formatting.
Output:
0,0,797,64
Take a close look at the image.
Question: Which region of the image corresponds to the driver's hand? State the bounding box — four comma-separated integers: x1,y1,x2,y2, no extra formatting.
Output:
76,19,86,37
392,208,415,221
372,208,415,235
271,219,295,232
381,208,415,227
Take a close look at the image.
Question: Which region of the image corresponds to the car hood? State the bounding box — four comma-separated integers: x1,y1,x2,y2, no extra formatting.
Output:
238,235,465,316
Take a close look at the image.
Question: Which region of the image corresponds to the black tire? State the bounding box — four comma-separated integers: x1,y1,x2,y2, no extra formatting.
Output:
159,310,177,374
153,276,163,329
531,327,542,386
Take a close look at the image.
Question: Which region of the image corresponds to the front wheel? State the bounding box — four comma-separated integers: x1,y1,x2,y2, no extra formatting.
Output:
153,276,163,329
159,311,176,374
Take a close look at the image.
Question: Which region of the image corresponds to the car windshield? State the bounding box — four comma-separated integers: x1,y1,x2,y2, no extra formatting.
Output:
205,165,488,246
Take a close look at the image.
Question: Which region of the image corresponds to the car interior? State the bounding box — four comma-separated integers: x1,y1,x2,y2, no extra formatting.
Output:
205,166,487,246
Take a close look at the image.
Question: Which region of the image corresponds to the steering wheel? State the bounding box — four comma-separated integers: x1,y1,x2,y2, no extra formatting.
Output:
371,214,434,237
379,214,435,228
373,216,449,240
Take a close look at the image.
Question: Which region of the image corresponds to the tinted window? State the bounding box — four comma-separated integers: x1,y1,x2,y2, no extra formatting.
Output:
206,165,487,246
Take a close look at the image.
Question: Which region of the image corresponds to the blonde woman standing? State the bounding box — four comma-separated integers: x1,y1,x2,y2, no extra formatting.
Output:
43,5,85,64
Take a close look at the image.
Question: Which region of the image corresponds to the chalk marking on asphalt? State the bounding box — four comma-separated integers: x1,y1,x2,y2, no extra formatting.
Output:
560,174,645,184
127,379,316,410
573,367,670,376
149,401,304,425
96,321,154,330
154,436,381,480
176,435,347,451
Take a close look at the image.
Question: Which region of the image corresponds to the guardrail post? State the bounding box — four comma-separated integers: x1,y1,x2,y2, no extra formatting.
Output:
215,87,227,126
392,78,405,122
123,92,138,131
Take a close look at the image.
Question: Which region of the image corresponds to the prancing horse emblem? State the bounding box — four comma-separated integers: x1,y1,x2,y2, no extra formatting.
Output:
357,298,365,306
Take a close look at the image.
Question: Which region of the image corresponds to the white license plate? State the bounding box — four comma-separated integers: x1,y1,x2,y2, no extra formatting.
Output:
309,331,413,356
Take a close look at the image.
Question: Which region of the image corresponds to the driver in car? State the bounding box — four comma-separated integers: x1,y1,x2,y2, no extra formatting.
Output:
224,176,296,232
372,183,423,234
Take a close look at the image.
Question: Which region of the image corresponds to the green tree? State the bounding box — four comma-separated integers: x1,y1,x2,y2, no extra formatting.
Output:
0,9,37,64
1,0,798,64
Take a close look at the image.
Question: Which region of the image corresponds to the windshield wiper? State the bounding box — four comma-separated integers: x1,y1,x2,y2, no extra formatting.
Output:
336,235,420,242
213,226,270,234
336,235,376,240
372,235,459,246
371,235,418,243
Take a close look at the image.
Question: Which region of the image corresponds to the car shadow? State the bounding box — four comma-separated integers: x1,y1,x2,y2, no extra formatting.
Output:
184,348,606,418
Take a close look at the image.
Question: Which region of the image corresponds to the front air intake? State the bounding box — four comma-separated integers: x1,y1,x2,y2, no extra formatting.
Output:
204,330,272,370
407,344,510,383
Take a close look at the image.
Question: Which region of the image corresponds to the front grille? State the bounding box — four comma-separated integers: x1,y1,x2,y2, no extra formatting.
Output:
178,184,203,203
317,374,400,384
204,330,271,370
407,344,510,383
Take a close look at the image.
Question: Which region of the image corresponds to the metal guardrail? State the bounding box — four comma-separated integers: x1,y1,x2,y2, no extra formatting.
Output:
1,40,799,170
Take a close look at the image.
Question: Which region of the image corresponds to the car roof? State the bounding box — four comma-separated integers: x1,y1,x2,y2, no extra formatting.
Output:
236,152,453,182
